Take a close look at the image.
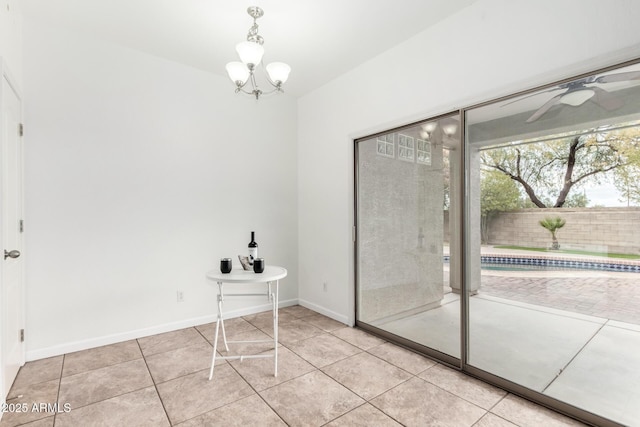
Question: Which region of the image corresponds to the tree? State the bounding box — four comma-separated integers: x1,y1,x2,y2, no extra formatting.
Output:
613,132,640,206
481,126,640,208
615,164,640,206
563,191,589,208
480,169,521,243
519,190,589,208
539,216,566,250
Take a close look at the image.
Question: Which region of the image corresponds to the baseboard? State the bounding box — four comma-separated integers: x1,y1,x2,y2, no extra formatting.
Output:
298,299,352,326
26,298,298,361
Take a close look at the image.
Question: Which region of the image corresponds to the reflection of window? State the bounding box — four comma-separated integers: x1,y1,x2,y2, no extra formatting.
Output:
377,134,394,158
398,134,415,162
417,138,431,165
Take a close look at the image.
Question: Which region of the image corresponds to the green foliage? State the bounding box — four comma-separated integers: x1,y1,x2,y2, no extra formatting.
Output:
539,216,566,249
479,169,521,243
613,135,640,206
615,164,640,206
480,170,521,216
539,216,566,233
494,245,640,260
563,192,589,208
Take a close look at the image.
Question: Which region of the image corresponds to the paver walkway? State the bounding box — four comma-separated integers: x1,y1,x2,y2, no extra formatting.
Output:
479,274,640,324
444,246,640,325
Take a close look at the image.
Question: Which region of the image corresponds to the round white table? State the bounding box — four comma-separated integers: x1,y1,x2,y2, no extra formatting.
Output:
206,266,287,380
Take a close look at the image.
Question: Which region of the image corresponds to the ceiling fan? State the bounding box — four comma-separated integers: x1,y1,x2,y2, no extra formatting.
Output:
509,70,640,123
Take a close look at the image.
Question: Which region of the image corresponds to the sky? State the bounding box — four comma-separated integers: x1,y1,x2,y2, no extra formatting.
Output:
586,182,628,207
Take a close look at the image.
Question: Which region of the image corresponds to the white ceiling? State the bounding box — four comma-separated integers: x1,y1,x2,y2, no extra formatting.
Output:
19,0,477,97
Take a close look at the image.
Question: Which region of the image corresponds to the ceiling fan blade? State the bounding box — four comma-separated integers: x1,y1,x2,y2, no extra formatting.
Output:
526,93,563,123
595,70,640,84
501,87,562,107
590,86,624,111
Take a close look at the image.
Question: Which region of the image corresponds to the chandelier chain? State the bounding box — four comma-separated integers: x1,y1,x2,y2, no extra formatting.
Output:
247,19,264,45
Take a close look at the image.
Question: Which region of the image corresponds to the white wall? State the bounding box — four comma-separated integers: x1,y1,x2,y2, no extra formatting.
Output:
297,0,640,324
0,0,22,86
23,22,298,359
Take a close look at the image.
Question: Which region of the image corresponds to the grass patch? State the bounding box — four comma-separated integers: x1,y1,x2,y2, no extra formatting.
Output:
493,245,640,260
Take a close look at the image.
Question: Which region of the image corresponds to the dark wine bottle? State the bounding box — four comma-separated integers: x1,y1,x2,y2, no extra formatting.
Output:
248,231,258,265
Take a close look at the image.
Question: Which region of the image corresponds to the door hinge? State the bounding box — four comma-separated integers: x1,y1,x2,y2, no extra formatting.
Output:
352,225,356,242
18,123,24,137
20,329,24,342
19,220,24,233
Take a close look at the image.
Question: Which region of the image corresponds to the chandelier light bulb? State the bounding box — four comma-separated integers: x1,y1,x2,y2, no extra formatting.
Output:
422,122,437,133
266,62,291,85
236,41,265,67
442,123,458,137
226,6,290,99
225,62,250,85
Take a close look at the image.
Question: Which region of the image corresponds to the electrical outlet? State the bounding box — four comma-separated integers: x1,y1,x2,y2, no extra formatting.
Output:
177,291,184,302
323,282,327,292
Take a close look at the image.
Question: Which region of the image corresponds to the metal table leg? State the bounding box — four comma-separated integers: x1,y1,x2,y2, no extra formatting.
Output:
209,281,229,380
208,278,281,380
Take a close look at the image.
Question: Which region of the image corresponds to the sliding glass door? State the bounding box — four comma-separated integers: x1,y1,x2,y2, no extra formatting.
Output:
464,60,640,426
355,113,462,361
355,59,640,426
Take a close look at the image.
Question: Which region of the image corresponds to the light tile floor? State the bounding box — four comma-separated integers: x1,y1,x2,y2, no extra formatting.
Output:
381,294,640,426
1,306,586,427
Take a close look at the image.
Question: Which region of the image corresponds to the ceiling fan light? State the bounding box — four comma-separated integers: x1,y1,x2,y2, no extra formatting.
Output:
560,89,595,106
226,62,250,85
266,62,291,85
236,41,264,67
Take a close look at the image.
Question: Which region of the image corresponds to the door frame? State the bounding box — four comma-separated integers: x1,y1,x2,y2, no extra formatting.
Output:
352,111,462,369
0,57,25,404
351,58,640,427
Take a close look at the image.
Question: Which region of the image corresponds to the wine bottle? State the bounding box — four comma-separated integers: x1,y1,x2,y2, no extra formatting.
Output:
248,231,258,265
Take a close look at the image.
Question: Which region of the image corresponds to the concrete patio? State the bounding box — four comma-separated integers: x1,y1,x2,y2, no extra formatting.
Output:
378,263,640,426
382,294,640,425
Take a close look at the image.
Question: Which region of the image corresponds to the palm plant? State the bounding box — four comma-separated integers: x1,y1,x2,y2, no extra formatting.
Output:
539,216,566,250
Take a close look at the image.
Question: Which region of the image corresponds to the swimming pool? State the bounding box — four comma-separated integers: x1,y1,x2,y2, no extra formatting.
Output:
443,255,640,273
481,263,568,272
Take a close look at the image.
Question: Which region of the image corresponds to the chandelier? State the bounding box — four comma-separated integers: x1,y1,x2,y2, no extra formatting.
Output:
225,6,291,100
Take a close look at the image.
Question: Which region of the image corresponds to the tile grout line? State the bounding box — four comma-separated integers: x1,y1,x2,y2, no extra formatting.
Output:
318,326,423,426
43,363,162,419
244,313,374,425
243,313,345,423
364,373,417,426
363,344,432,379
53,353,66,425
13,308,578,426
357,347,503,424
135,338,173,426
224,352,291,426
197,316,295,425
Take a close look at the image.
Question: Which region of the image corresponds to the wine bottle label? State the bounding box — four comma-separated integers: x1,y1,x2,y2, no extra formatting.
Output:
249,247,258,264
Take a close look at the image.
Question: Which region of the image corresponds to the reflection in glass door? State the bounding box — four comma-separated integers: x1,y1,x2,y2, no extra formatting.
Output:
355,114,461,360
464,60,640,426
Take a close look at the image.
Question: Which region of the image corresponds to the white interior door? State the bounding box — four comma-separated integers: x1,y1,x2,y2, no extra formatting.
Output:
1,70,24,398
